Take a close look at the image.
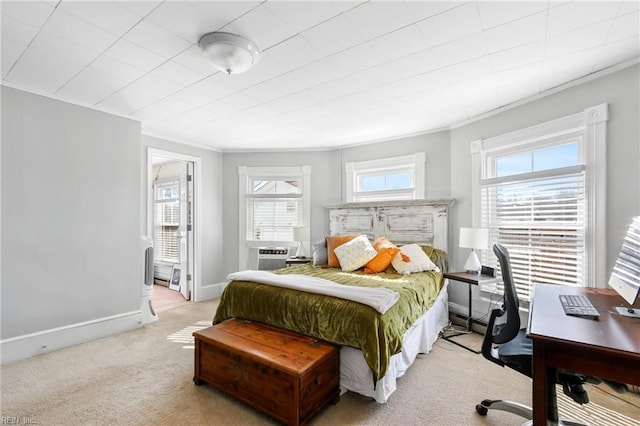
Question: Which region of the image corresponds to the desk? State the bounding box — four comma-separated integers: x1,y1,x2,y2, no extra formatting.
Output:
285,257,312,267
527,283,640,425
442,271,499,353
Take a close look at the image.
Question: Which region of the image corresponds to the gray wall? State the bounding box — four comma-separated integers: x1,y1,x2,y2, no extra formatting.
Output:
141,135,224,295
449,64,640,316
1,86,141,339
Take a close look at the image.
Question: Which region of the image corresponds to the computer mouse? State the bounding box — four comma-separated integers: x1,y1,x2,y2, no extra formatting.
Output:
628,308,636,314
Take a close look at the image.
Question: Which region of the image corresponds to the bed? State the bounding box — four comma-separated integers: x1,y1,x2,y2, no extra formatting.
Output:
214,248,449,403
215,200,452,402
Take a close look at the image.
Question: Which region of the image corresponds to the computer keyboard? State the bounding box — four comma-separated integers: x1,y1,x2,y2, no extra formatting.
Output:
559,294,600,318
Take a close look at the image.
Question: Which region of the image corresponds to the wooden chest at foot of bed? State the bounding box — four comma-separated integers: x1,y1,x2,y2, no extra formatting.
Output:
193,319,341,426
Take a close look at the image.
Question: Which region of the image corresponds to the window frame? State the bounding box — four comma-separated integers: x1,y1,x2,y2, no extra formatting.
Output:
471,104,608,297
345,152,425,202
238,165,311,269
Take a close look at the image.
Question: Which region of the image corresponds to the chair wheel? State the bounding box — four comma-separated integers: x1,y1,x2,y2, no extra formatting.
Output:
475,404,488,416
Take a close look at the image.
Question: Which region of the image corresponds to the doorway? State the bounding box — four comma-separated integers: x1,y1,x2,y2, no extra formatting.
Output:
147,149,199,311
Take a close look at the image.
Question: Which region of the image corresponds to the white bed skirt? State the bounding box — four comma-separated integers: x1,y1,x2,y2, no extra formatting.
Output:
339,280,449,403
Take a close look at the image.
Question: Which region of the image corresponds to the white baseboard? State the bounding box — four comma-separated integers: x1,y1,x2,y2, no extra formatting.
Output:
447,300,493,322
448,299,529,327
448,301,469,317
0,310,143,365
196,281,228,302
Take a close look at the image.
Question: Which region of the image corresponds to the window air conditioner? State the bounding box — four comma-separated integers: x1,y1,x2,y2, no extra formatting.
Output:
256,247,291,270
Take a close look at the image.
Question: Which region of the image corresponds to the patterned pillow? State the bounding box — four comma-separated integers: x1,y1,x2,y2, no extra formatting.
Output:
326,234,360,268
334,235,378,272
391,243,440,274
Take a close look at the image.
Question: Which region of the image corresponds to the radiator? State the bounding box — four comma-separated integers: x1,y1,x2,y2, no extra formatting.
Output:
154,263,173,281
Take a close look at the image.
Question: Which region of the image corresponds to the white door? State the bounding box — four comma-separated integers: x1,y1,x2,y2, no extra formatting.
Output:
186,161,195,300
178,162,191,301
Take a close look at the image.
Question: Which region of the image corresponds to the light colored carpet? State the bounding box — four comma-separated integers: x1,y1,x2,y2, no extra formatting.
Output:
1,300,639,426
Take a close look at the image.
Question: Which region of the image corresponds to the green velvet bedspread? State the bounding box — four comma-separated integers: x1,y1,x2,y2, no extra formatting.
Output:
213,247,448,382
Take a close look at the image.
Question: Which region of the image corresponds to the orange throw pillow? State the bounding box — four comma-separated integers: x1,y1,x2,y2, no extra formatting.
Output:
364,236,401,273
373,236,395,250
364,246,400,274
326,234,360,268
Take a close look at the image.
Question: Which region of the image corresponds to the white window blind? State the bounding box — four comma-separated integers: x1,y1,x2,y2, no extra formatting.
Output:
246,178,304,242
480,166,586,301
154,181,180,264
248,198,302,241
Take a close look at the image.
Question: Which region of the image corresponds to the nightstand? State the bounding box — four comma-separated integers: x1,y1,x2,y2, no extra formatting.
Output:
285,257,312,267
442,271,500,353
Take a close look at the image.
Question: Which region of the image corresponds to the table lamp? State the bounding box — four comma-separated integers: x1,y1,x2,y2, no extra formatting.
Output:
459,227,489,273
293,226,309,258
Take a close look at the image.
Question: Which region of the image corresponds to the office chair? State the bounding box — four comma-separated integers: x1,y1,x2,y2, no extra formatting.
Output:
475,243,592,426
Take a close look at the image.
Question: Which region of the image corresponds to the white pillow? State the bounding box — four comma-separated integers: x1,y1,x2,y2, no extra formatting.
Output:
392,244,440,275
334,234,377,272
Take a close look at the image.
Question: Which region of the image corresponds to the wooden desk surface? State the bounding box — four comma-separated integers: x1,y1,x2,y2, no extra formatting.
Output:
528,283,640,425
527,283,640,356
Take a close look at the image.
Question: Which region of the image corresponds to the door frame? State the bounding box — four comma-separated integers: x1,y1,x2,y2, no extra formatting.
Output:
146,148,201,302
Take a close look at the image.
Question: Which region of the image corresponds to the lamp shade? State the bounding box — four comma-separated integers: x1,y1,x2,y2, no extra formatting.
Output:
198,32,260,74
459,227,489,250
293,226,309,242
293,226,309,258
460,227,489,273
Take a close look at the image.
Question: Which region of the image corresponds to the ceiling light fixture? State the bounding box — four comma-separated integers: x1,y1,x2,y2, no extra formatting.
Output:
198,32,260,75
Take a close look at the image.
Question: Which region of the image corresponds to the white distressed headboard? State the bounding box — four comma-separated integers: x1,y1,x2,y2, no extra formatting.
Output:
327,199,454,252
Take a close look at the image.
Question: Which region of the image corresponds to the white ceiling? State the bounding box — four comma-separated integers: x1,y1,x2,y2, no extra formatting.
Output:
2,1,638,151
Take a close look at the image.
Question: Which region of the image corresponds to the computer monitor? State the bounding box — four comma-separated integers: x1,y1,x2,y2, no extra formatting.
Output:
608,216,640,318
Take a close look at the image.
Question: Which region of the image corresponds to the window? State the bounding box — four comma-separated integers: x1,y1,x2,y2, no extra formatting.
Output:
345,153,425,202
154,180,180,264
472,104,608,301
239,165,311,243
247,178,303,241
